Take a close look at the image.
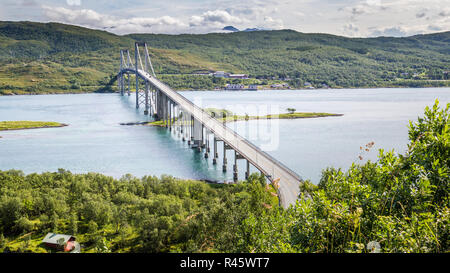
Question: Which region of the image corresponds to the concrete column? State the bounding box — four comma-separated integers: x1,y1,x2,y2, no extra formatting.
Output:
223,142,227,172
245,160,250,179
181,110,186,142
159,93,163,123
177,107,181,137
144,81,149,115
119,50,123,95
212,137,218,164
150,88,154,116
233,150,238,182
206,130,210,153
135,43,139,109
187,114,191,145
193,118,202,152
204,129,209,158
190,116,194,142
156,90,160,120
180,110,184,134
201,125,205,148
127,73,130,96
168,101,172,131
172,103,176,131
161,94,166,126
164,95,168,128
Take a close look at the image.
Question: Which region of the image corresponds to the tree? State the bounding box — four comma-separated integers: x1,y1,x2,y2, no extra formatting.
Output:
287,108,296,114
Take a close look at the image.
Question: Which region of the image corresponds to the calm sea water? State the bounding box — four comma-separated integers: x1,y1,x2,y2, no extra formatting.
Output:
0,88,449,183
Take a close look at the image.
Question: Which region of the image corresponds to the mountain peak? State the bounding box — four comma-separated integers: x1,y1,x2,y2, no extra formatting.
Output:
222,26,239,32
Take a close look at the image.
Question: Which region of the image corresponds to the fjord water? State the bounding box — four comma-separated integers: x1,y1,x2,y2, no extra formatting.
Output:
0,88,449,183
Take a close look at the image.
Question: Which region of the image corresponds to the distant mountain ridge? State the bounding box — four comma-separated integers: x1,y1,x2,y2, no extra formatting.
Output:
0,21,448,95
222,26,271,32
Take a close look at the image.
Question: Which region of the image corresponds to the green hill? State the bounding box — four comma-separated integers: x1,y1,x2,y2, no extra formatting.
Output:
0,21,448,95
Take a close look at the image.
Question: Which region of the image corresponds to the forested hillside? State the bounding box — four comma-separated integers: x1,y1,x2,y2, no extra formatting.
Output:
0,21,449,95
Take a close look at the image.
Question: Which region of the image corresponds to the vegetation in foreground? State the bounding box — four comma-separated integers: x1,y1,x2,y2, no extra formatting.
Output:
0,121,67,131
0,21,449,95
0,100,448,253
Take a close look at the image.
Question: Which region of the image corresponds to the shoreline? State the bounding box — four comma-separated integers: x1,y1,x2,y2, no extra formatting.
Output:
0,122,68,132
1,85,449,96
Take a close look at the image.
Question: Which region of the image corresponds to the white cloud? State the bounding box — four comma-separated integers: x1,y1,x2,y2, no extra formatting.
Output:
42,6,187,34
263,16,284,29
341,0,388,20
189,10,245,27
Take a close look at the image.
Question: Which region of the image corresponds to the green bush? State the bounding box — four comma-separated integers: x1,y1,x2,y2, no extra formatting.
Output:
243,100,449,253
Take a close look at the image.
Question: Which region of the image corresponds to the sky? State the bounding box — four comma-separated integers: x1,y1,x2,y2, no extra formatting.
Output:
0,0,449,37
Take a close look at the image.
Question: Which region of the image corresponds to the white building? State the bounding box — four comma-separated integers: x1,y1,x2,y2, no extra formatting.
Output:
225,84,245,90
213,71,230,78
229,74,249,79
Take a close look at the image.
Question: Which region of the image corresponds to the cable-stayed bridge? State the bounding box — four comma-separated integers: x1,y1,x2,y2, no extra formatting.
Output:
118,42,302,208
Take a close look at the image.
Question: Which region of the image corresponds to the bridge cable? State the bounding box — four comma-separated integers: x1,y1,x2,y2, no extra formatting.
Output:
144,43,157,77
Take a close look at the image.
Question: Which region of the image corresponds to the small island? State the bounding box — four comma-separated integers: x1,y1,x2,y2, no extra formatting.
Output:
140,108,343,127
0,121,68,131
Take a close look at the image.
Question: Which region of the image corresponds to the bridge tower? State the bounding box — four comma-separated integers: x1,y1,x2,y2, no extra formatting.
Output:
120,43,157,116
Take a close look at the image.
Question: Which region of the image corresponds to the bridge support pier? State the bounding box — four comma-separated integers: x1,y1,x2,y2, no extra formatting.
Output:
135,42,139,109
245,160,250,179
177,107,181,137
168,99,171,129
222,142,227,172
192,118,203,152
204,129,209,158
164,95,168,128
233,151,238,182
181,111,186,142
144,81,149,115
212,137,218,164
127,73,130,96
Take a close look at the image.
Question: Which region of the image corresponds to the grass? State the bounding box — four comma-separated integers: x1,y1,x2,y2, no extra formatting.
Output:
218,112,343,122
0,121,67,131
142,109,342,127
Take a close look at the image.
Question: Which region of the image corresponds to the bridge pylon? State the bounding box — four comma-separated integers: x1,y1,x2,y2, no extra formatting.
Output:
119,43,157,116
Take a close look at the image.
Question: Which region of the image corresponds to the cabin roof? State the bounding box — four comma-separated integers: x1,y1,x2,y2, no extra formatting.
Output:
42,233,75,245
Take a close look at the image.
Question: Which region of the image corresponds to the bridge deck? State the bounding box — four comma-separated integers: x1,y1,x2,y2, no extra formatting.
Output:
125,68,302,208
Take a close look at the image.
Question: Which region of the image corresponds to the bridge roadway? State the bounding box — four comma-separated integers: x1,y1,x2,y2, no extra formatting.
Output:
122,67,302,208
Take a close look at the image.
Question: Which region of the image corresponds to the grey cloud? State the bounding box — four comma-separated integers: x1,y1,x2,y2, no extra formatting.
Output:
416,12,426,18
370,26,408,37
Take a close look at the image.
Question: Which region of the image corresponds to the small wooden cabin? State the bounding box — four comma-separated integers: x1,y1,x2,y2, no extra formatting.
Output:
42,233,77,252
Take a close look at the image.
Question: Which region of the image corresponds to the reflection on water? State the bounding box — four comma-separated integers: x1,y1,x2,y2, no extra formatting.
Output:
0,88,449,183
